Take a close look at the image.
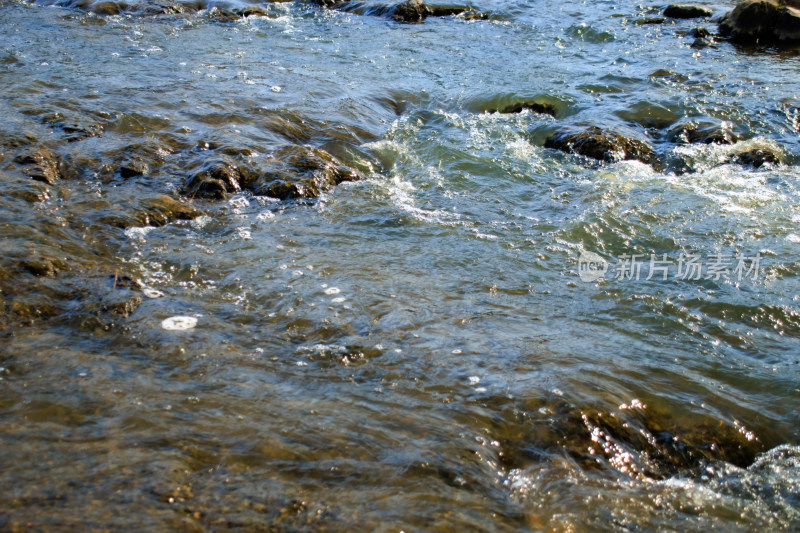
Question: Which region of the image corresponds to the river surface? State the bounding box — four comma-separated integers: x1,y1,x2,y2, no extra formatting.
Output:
1,0,799,530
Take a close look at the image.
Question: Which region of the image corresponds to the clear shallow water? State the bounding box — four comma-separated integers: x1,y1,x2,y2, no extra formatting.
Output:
1,0,799,530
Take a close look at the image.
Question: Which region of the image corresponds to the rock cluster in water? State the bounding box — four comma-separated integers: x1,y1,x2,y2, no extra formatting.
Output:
719,0,800,45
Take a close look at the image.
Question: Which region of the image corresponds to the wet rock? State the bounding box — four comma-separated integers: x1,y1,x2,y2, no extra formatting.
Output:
4,179,50,203
634,17,666,25
730,147,782,167
0,133,38,149
182,158,244,200
488,397,771,480
13,148,62,185
427,4,480,17
666,120,740,145
719,0,800,45
139,0,195,15
251,146,361,200
490,100,558,117
310,0,349,8
691,37,714,48
393,0,430,22
461,10,489,20
648,69,690,83
664,4,713,19
207,8,240,22
543,126,656,165
235,6,270,17
131,196,204,227
41,112,105,142
119,157,150,179
615,101,683,129
20,257,67,278
91,1,125,15
687,26,717,48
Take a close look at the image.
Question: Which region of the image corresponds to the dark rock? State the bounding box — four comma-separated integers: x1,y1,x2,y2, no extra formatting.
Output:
13,148,62,185
182,159,243,199
461,10,489,20
104,293,141,318
41,112,105,142
309,0,349,8
634,17,666,25
719,0,800,45
664,4,713,19
208,8,240,22
615,101,683,129
690,26,711,38
490,100,558,117
91,1,125,15
730,147,782,167
544,126,656,165
251,146,361,200
235,6,270,17
482,395,773,480
393,0,430,22
691,37,714,48
119,157,150,179
427,4,471,16
135,196,204,226
140,0,196,15
667,120,740,145
0,134,38,149
112,274,143,290
20,257,66,278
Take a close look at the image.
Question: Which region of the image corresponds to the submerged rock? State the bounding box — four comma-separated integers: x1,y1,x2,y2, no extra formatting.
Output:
182,158,244,199
20,257,67,278
181,146,362,202
12,148,62,185
664,4,713,19
135,196,204,226
483,396,773,481
666,119,741,145
40,111,106,142
544,126,656,165
119,156,150,179
251,145,361,200
719,0,800,45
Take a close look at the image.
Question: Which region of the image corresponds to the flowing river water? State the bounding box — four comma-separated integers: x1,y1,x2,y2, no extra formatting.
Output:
1,0,799,530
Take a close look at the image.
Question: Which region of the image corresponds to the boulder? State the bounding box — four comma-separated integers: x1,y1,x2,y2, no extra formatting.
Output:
719,0,800,45
664,4,713,18
393,0,430,22
544,126,656,165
